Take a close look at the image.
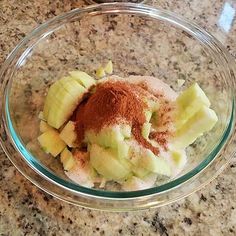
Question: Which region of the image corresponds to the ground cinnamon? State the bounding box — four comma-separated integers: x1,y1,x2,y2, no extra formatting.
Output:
149,131,169,151
75,81,160,154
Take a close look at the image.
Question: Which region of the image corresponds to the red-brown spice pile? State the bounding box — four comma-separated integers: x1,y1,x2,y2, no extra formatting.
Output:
150,97,175,151
149,131,169,151
75,81,161,155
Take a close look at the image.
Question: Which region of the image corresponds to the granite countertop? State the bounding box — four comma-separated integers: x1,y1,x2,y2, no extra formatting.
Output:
0,0,236,235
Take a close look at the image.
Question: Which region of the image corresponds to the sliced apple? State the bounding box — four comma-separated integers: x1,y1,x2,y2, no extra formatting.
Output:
90,144,131,180
104,60,113,74
60,148,76,171
59,121,78,148
139,150,171,176
129,148,171,177
65,150,96,187
170,149,187,168
96,67,106,79
43,80,61,119
59,76,88,99
39,120,54,133
122,173,157,191
176,83,211,129
144,110,152,123
147,99,159,112
38,129,66,157
46,88,77,129
43,75,88,129
141,122,151,140
173,106,218,149
116,141,130,159
85,125,124,148
132,165,150,178
120,124,132,139
48,84,86,129
69,71,96,89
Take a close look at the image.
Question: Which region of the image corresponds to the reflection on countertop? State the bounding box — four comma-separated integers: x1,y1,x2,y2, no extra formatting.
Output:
218,2,235,33
0,0,235,235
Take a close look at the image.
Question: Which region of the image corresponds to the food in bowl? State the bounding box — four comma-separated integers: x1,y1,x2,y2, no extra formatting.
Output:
37,61,218,191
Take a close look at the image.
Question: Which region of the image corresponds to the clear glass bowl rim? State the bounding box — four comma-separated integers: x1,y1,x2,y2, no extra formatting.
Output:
0,3,236,210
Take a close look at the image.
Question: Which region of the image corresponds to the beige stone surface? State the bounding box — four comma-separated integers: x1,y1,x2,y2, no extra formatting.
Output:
0,0,235,235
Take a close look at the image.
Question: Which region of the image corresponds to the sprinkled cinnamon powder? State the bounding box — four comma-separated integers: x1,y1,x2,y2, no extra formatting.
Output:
149,131,170,151
150,90,176,149
75,81,160,155
132,125,160,155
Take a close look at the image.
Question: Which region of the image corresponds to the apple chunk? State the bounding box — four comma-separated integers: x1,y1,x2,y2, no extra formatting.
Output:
90,144,131,180
59,121,78,147
38,129,66,157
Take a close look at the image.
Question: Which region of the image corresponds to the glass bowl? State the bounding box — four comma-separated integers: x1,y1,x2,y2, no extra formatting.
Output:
0,3,236,211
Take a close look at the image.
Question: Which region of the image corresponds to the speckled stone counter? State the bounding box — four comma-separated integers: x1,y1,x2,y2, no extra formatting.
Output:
0,0,236,235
